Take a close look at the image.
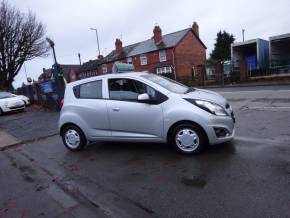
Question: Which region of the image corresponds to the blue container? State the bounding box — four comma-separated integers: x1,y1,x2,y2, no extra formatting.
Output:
246,55,257,69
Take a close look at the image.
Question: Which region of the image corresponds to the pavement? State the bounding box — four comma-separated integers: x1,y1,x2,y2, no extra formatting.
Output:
0,84,290,217
0,106,59,147
0,131,20,150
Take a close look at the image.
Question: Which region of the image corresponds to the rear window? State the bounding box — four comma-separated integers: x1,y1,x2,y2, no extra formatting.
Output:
73,80,102,99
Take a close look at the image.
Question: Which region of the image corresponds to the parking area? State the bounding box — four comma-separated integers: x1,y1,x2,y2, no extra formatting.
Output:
1,85,290,217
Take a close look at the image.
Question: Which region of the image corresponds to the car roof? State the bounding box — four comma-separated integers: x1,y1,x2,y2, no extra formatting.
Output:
68,71,151,87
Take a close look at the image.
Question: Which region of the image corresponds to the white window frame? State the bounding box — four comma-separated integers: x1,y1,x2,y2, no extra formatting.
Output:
140,54,147,65
102,64,107,74
159,50,166,62
127,57,133,64
156,66,172,75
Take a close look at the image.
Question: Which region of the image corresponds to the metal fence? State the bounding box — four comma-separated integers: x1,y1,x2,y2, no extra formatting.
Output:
205,61,290,86
16,80,62,111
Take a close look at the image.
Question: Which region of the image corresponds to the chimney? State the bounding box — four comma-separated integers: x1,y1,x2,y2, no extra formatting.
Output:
115,38,122,54
192,22,199,37
153,25,162,44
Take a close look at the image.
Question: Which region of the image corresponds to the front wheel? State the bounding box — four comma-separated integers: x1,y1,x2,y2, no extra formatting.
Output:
61,125,86,151
170,124,207,154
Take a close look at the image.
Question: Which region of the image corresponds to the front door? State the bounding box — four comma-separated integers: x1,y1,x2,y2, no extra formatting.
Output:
106,78,164,139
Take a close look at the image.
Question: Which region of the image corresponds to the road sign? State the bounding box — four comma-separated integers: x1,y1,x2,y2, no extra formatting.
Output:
40,81,53,94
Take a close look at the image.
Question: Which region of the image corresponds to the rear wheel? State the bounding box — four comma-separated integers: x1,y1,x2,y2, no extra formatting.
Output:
61,125,87,151
0,108,3,116
170,123,206,154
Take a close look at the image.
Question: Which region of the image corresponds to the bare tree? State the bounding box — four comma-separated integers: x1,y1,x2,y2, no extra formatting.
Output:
0,1,48,90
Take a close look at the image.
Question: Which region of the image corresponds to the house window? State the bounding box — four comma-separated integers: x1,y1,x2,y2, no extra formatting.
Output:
156,66,172,74
127,57,133,64
159,50,166,62
140,54,147,65
102,64,107,74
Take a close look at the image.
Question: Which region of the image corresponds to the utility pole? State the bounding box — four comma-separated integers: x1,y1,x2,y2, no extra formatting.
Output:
221,61,224,87
242,29,245,42
90,28,101,56
78,53,82,66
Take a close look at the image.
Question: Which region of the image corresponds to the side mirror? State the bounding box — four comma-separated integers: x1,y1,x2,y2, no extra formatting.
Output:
137,93,150,102
138,93,158,104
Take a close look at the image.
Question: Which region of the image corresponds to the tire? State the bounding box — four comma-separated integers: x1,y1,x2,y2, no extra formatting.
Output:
61,125,87,151
170,123,207,154
0,107,3,116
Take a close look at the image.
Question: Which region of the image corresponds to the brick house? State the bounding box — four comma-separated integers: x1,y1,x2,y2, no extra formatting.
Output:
77,59,99,80
98,22,206,82
38,65,80,83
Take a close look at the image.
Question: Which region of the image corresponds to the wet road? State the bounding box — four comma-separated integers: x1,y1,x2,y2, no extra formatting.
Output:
1,85,290,217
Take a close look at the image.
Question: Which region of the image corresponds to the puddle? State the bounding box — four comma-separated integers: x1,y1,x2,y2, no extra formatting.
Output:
181,175,206,188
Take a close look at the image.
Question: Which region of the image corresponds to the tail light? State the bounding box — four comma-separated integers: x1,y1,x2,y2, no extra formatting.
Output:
60,99,64,107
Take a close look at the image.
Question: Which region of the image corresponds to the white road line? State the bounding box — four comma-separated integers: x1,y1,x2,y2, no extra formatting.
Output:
219,90,290,94
235,136,289,146
249,106,290,109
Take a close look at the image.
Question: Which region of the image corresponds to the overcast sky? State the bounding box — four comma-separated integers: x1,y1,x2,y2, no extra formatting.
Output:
9,0,290,87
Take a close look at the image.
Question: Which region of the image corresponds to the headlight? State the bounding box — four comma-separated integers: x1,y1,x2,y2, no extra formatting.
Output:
185,99,228,116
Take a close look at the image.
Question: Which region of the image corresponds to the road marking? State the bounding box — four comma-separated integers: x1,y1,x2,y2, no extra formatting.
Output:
235,136,290,146
219,90,290,94
249,106,290,109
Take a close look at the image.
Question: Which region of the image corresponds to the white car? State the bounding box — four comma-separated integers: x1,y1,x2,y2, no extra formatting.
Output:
0,92,25,115
59,70,235,154
13,94,30,106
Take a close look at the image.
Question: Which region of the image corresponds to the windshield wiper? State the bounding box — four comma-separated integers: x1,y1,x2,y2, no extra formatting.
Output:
184,87,196,94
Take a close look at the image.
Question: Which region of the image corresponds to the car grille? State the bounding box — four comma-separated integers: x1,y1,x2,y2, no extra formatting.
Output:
9,105,24,110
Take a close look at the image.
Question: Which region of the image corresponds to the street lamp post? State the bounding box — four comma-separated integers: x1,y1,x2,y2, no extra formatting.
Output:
90,28,101,56
46,37,64,107
242,29,245,42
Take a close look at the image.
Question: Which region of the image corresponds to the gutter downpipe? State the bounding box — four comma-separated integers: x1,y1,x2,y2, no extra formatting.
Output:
172,48,177,80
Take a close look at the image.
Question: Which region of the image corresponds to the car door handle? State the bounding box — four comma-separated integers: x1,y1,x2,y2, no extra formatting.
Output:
112,107,120,112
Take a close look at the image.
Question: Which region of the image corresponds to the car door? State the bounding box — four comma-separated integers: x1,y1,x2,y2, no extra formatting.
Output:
106,77,165,139
74,79,111,138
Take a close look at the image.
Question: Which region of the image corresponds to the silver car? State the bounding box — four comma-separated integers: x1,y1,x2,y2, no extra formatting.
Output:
59,71,235,154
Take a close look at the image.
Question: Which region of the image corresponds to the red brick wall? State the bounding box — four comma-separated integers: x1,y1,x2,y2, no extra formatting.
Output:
175,31,206,80
96,31,206,80
102,48,174,74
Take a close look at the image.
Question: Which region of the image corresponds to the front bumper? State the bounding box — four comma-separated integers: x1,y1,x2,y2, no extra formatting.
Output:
206,115,235,145
2,105,25,112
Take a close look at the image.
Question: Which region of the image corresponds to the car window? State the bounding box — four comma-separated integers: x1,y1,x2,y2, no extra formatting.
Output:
0,92,14,99
76,80,102,99
108,78,156,101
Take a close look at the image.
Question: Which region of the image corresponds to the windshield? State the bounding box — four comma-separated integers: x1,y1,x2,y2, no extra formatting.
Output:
141,74,188,94
0,92,14,99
